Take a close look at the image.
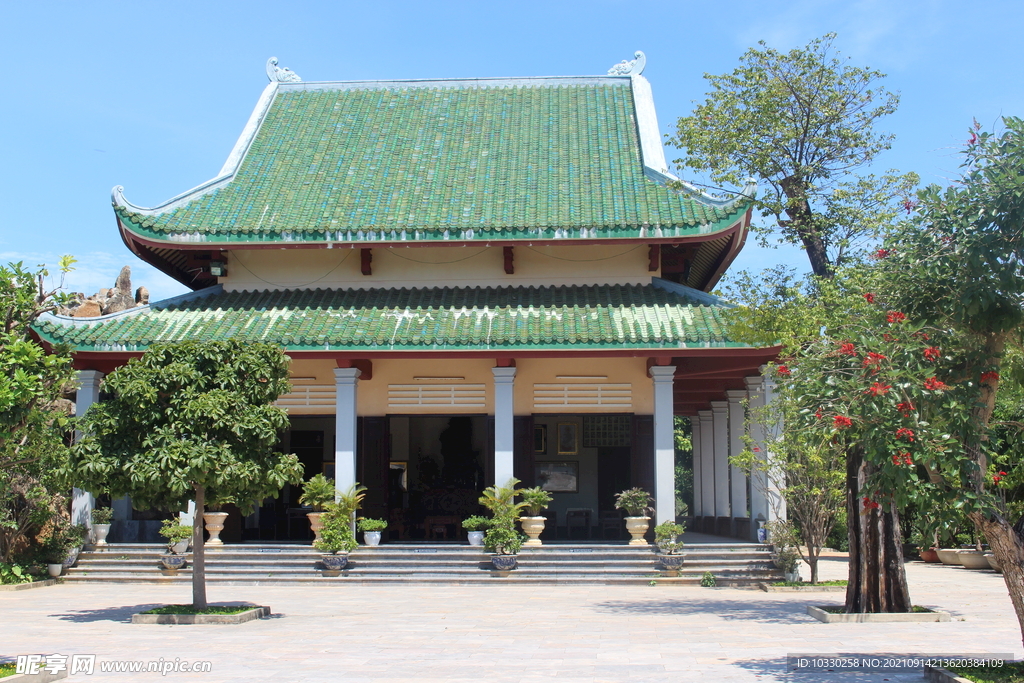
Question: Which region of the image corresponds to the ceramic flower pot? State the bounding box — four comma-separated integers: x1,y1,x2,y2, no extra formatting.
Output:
321,553,349,571
467,531,485,546
92,523,111,546
160,554,187,570
47,563,63,578
936,548,963,565
307,512,325,542
203,512,229,546
170,539,190,555
625,516,650,546
519,516,546,547
958,550,993,569
985,553,1001,572
363,531,382,546
919,549,940,563
659,554,685,570
490,554,518,571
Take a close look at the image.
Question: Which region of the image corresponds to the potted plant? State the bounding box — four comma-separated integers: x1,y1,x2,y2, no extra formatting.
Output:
158,519,193,570
299,473,336,542
654,520,685,571
314,502,358,570
518,486,553,546
42,533,74,578
91,507,115,546
615,488,653,545
766,521,801,582
479,478,527,570
202,498,231,546
357,518,387,546
462,516,492,546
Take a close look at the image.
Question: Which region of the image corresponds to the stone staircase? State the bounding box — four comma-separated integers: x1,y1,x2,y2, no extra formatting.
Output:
64,542,782,586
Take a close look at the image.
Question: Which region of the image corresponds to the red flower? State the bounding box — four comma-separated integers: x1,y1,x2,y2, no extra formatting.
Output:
776,365,791,376
968,131,979,145
904,453,913,466
923,347,941,361
886,311,907,324
862,497,880,510
981,371,1000,384
892,454,902,465
873,248,891,259
863,352,887,371
865,382,891,396
1001,471,1008,475
863,293,876,304
839,342,856,356
896,401,915,417
834,415,853,429
815,410,823,420
896,427,915,442
902,198,918,214
994,475,1003,484
923,377,948,391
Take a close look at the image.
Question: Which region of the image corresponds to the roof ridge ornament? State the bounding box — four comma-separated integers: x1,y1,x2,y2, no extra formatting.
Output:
266,57,301,83
607,51,646,76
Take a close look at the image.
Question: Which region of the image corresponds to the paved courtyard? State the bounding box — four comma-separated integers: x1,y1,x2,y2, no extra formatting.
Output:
1,555,1018,682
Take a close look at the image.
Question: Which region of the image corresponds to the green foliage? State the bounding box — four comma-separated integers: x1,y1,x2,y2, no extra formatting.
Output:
479,478,527,555
519,486,553,516
614,488,652,517
674,416,693,518
766,520,801,573
356,517,386,532
0,562,32,585
669,33,915,276
700,571,716,587
313,502,357,554
41,520,86,563
70,340,304,514
90,508,114,524
158,520,193,546
461,515,492,532
334,483,366,518
140,604,253,615
654,520,685,555
298,474,335,511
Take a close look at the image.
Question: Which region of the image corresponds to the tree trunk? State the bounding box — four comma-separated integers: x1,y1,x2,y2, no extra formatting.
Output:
845,446,911,612
971,511,1024,648
192,484,207,610
779,175,832,279
807,547,819,584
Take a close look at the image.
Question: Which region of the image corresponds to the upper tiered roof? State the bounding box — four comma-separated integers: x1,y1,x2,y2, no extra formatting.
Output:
113,55,754,252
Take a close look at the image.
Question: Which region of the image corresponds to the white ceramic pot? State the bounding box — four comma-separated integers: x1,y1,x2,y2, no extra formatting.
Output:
467,531,485,546
985,553,1001,572
170,539,190,554
307,512,325,542
958,550,993,569
47,563,63,578
203,512,229,546
519,516,546,547
625,516,650,546
936,548,963,565
363,531,382,546
784,570,800,583
92,523,111,546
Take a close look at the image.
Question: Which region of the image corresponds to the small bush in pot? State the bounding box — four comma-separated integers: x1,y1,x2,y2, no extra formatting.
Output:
91,507,115,545
615,488,653,545
518,486,553,546
158,519,193,569
298,474,335,511
479,479,527,567
357,518,387,546
463,515,491,546
91,508,115,524
315,501,358,570
654,520,685,571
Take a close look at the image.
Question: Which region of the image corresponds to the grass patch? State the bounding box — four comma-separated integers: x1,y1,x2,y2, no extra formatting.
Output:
946,661,1024,682
140,604,254,616
820,605,934,614
770,579,847,587
0,662,15,678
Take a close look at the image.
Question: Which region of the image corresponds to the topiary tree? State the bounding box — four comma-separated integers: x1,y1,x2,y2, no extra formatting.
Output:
70,340,304,609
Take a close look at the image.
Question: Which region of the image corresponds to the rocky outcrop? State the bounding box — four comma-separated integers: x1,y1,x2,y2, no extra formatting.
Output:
60,266,150,318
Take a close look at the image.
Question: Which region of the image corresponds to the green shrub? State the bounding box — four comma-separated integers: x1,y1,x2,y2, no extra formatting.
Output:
91,508,114,524
298,474,336,512
614,488,652,516
700,571,716,587
654,520,685,555
519,487,553,516
313,502,357,554
357,518,387,532
158,520,193,549
0,562,33,585
462,515,492,532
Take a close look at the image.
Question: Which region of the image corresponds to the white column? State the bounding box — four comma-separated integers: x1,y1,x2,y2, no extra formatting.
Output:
72,370,104,529
711,401,730,521
745,375,769,539
691,416,702,519
726,389,749,523
179,501,197,527
492,367,517,487
698,410,714,518
650,366,676,525
762,368,785,523
334,367,361,497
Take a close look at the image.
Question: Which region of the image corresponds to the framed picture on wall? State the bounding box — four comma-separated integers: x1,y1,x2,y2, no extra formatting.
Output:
534,425,547,453
535,461,579,493
322,462,336,480
557,422,578,455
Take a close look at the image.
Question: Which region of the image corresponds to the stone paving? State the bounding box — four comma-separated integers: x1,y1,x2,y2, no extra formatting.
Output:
1,555,1018,682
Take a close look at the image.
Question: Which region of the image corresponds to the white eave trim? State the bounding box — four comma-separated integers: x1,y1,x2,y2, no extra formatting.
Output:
112,83,280,217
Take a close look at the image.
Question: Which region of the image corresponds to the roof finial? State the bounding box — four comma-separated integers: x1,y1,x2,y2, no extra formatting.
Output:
266,57,302,83
607,51,646,76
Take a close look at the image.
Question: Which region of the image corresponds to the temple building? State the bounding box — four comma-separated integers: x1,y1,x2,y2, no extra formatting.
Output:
35,53,781,543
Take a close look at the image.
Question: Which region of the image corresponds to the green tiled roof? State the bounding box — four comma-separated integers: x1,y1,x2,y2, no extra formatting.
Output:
34,284,748,352
115,79,748,244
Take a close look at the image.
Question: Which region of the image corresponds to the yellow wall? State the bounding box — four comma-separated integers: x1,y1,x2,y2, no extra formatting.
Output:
222,244,655,291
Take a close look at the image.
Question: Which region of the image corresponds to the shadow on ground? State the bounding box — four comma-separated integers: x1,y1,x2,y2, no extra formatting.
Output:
49,601,268,623
592,597,816,624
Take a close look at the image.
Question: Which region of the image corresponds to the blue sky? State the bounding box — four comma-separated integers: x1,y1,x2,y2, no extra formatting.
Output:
1,0,1020,301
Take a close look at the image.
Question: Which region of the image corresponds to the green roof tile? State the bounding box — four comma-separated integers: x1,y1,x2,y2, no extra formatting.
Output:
34,284,748,353
115,80,748,245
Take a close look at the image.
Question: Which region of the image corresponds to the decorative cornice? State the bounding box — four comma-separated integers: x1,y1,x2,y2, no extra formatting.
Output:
608,51,646,76
266,57,301,83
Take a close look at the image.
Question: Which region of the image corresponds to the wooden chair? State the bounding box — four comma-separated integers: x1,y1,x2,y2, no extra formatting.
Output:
565,509,591,540
599,510,622,540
